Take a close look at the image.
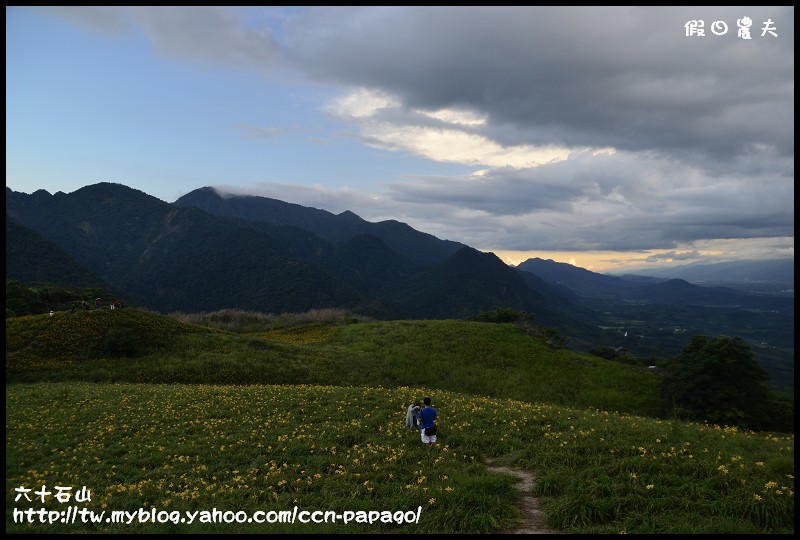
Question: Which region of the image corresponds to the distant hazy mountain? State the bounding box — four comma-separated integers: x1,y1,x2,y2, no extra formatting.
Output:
516,257,791,312
614,259,794,285
514,256,793,392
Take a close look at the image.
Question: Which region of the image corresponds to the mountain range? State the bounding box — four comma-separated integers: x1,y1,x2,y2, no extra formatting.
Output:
612,259,794,298
5,183,794,391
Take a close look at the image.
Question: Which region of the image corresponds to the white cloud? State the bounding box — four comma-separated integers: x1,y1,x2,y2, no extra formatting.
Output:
330,88,399,118
420,107,486,126
327,88,585,168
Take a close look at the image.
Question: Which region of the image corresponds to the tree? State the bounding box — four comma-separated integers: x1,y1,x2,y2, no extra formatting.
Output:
469,307,532,323
662,335,770,430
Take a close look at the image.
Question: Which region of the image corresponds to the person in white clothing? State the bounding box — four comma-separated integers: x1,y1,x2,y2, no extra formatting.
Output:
405,401,421,431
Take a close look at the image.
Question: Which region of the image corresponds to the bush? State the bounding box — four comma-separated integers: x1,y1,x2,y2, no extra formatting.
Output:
470,307,532,324
103,319,147,357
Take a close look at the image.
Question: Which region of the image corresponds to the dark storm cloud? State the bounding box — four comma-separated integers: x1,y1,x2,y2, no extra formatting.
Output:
276,6,793,256
39,6,131,35
35,6,794,261
377,147,794,252
284,6,793,162
42,6,281,71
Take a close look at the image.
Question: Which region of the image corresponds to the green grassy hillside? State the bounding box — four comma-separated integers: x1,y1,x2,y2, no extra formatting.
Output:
6,308,660,416
6,308,663,416
6,309,794,534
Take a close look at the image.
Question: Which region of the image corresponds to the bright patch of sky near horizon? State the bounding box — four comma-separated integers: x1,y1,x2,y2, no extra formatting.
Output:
6,6,794,273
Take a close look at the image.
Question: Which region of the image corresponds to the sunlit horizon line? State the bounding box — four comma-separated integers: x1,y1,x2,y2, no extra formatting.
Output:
484,249,723,274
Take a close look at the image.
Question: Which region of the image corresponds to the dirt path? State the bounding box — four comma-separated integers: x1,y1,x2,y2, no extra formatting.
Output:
485,458,560,535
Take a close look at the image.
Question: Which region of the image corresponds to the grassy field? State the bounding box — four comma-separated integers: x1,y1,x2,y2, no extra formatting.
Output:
5,308,663,416
5,308,794,533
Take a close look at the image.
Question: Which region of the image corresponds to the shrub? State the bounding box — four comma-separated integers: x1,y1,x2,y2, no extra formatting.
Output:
103,319,147,357
470,307,532,324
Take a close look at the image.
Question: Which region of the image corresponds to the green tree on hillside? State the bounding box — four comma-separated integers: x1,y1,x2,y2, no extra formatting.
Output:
662,335,770,429
469,307,532,323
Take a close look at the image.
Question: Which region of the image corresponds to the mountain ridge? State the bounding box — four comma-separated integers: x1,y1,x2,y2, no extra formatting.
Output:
611,258,794,286
6,183,793,391
173,186,467,267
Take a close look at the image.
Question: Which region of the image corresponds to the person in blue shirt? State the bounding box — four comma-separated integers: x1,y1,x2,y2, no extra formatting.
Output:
417,397,438,447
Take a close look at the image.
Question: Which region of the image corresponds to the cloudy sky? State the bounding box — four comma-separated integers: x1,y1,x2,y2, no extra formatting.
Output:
6,6,794,273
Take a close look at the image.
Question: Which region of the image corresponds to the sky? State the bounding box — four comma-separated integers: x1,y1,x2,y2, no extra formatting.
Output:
6,6,794,274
